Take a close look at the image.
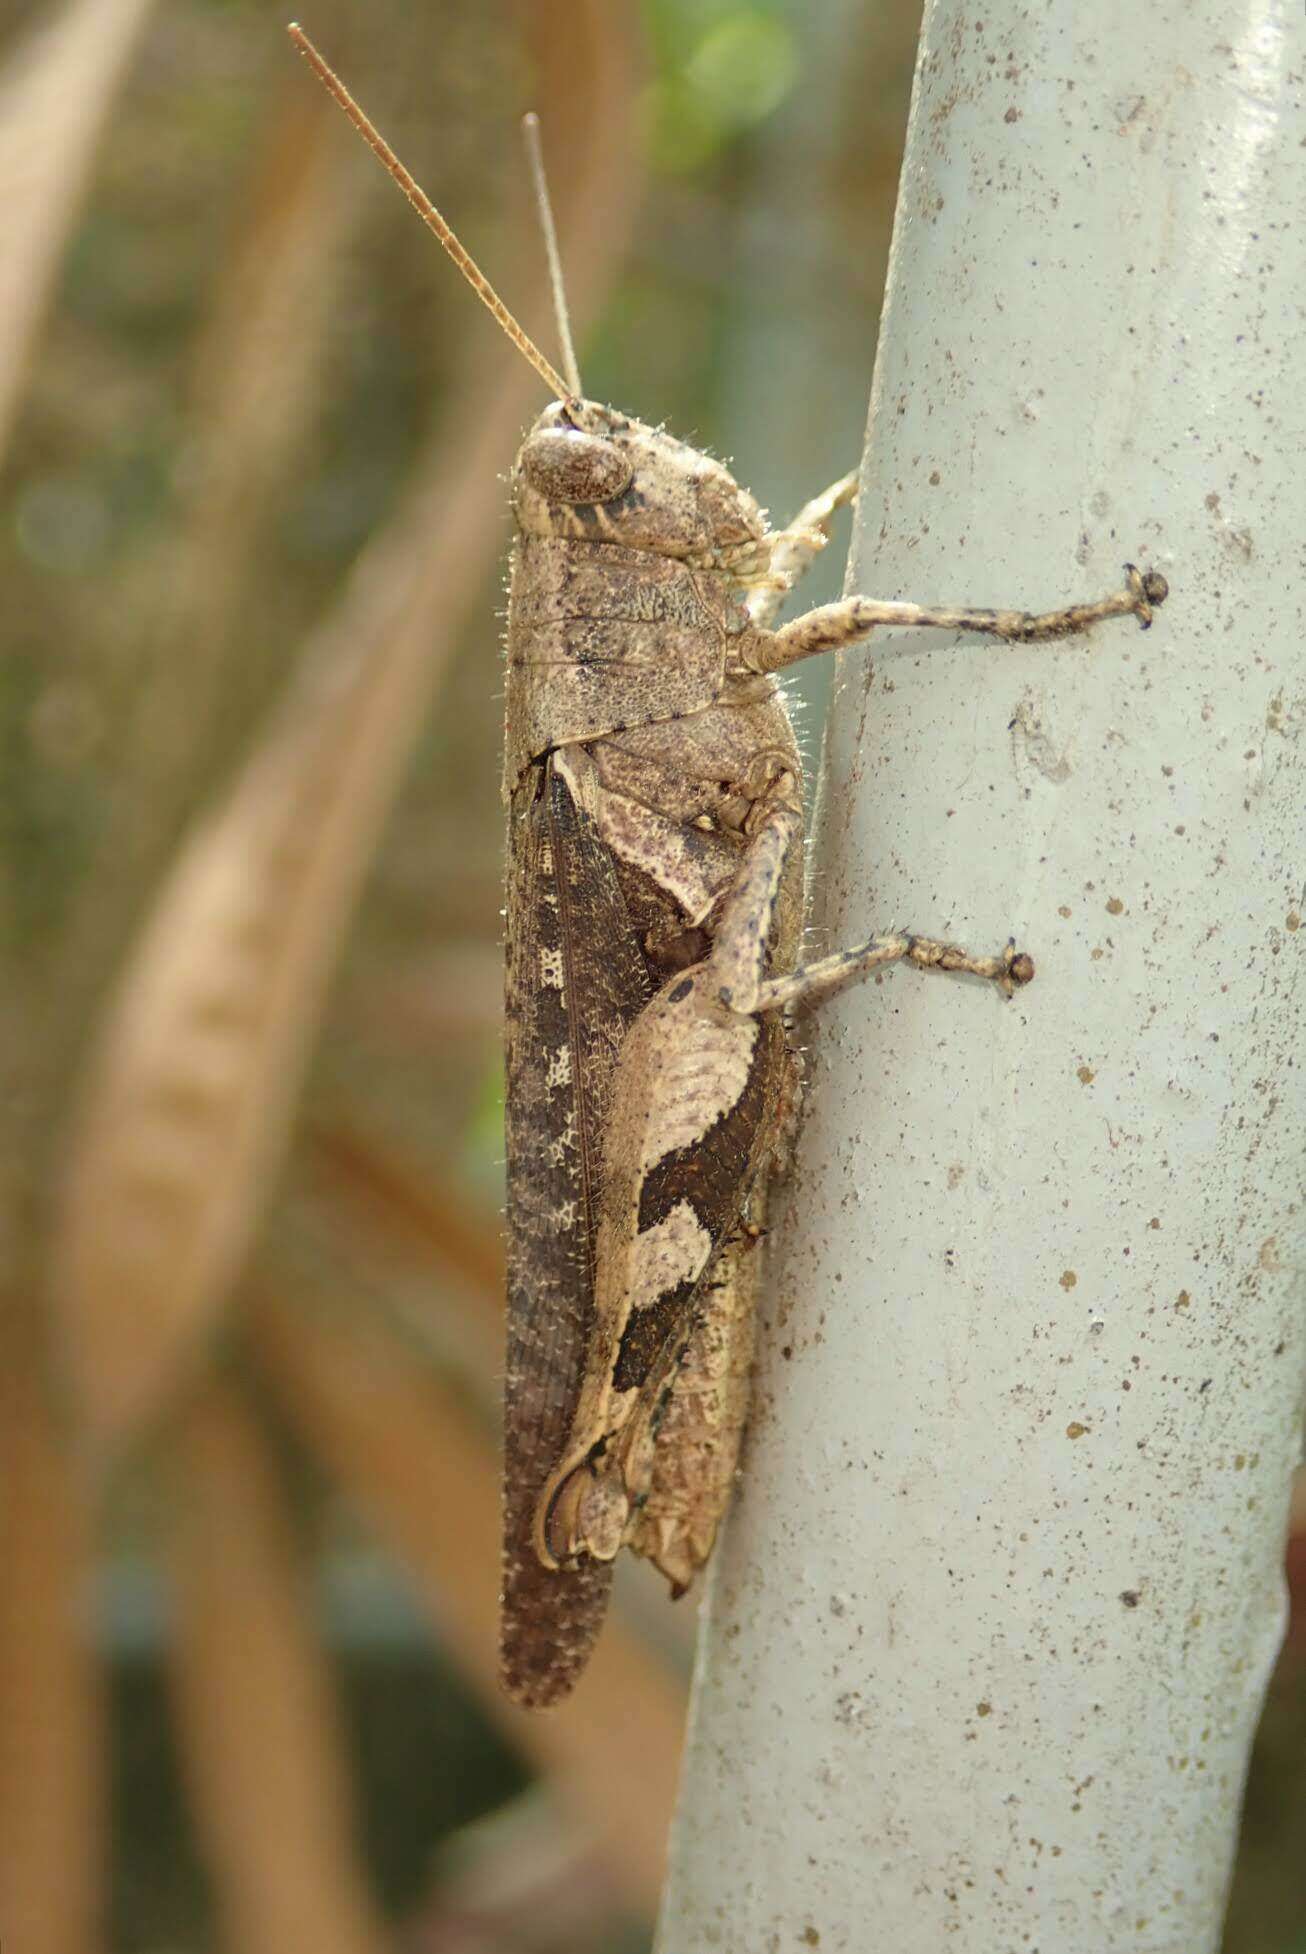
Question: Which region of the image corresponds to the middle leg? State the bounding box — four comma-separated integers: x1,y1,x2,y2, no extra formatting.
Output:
706,805,1031,1015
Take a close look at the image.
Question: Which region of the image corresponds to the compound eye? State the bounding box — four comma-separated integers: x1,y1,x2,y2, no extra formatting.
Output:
520,428,633,505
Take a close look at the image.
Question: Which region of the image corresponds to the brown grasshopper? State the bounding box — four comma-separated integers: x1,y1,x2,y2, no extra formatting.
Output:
290,27,1168,1709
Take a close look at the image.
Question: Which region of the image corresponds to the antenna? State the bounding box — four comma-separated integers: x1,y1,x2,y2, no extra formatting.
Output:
521,112,582,400
287,24,574,402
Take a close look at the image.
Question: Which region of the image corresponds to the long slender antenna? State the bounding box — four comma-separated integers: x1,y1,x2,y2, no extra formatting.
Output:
287,23,573,402
521,112,582,400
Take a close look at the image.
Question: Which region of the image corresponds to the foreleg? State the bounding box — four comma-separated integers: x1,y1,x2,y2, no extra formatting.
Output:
746,471,859,629
746,564,1168,676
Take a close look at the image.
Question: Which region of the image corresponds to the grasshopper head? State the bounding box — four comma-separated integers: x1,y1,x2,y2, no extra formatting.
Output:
513,398,766,573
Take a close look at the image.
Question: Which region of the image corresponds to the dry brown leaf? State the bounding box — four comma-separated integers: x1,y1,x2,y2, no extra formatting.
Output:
250,1282,685,1922
166,1374,390,1954
0,0,158,461
49,0,641,1463
0,1313,105,1954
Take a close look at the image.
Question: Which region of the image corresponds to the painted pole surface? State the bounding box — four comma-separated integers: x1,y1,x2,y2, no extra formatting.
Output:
656,2,1304,1949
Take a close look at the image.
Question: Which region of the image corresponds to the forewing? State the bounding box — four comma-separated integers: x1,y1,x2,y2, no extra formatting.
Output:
500,754,653,1707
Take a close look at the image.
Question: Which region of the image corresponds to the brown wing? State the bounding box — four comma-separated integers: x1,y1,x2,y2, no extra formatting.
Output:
500,753,653,1707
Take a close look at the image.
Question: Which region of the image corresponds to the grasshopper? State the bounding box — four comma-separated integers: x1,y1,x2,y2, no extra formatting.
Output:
290,27,1168,1709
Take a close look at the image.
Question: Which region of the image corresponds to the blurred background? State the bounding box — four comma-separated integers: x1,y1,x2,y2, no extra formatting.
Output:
0,1,1301,1949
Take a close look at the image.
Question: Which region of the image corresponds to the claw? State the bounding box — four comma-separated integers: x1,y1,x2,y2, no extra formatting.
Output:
1125,562,1169,630
995,938,1036,999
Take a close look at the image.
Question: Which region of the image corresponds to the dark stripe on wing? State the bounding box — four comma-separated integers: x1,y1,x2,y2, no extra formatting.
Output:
500,756,653,1707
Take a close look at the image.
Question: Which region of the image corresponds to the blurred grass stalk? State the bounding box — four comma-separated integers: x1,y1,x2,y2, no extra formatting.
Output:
167,1375,389,1954
0,0,159,456
0,6,161,1949
0,1314,102,1954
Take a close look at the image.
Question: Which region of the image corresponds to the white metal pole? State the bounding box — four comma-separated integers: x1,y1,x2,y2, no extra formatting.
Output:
656,2,1305,1949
